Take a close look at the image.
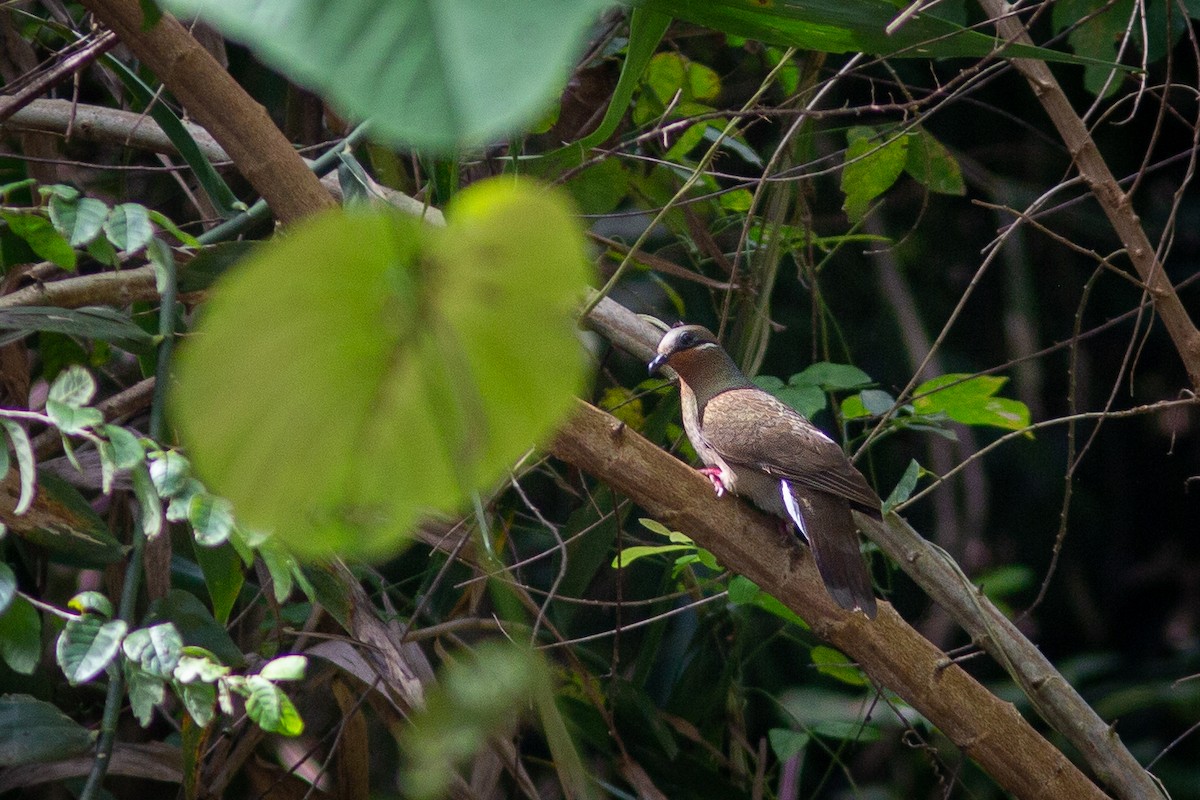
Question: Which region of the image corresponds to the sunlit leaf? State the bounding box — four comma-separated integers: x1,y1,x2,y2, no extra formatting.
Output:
612,543,696,568
842,126,909,222
913,374,1031,431
244,676,304,735
172,179,592,559
259,654,307,682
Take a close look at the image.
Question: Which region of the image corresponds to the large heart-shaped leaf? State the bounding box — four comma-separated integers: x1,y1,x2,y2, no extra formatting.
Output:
171,178,591,558
155,0,612,150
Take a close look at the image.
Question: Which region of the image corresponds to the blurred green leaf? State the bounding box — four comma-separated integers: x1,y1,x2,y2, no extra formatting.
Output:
792,362,874,391
189,493,235,546
613,543,696,568
147,589,243,667
48,365,96,407
172,179,592,559
727,576,808,628
45,400,103,434
123,623,183,678
156,0,611,150
260,654,307,681
104,203,154,253
176,678,217,727
244,675,305,735
193,539,245,624
641,0,1125,63
125,662,166,726
399,643,550,800
1,419,35,515
768,728,809,760
104,424,146,469
884,459,922,510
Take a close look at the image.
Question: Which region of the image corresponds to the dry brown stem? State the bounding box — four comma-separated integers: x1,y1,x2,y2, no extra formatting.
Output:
78,0,335,224
979,0,1200,391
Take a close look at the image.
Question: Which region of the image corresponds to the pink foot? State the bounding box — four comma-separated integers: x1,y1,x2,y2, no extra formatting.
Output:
697,466,726,497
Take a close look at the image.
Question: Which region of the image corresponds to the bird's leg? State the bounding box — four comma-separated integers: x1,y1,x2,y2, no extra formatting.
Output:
697,466,727,497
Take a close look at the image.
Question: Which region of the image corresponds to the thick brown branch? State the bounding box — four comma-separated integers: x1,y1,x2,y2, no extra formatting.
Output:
550,399,1105,800
979,0,1200,392
584,294,1153,799
78,0,335,224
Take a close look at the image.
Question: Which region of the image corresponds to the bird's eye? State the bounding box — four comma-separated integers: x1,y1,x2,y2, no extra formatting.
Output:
677,331,695,348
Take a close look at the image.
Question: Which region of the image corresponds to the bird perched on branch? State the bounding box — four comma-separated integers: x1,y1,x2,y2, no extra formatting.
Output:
649,325,879,618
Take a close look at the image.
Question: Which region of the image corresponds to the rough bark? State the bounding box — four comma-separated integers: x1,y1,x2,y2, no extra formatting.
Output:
79,0,335,224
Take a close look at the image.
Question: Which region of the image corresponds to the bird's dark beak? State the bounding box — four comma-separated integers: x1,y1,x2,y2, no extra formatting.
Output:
648,353,667,374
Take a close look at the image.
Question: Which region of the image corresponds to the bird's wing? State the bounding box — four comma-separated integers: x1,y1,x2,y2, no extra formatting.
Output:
700,388,882,513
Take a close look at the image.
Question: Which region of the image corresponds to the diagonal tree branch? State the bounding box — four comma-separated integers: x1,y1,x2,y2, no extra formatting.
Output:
978,0,1200,391
582,294,1158,800
550,397,1107,800
78,0,335,224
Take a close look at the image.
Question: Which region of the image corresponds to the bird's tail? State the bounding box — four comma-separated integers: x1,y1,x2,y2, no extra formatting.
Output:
782,482,877,619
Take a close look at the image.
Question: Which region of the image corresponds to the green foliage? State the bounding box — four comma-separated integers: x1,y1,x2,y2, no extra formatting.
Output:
912,374,1031,432
842,125,911,222
639,0,1120,62
172,179,593,559
155,0,612,151
1053,0,1200,95
756,361,874,418
399,642,552,799
3,0,1198,795
0,696,93,766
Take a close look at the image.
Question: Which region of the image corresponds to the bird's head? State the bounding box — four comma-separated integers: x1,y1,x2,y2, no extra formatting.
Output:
648,324,722,375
